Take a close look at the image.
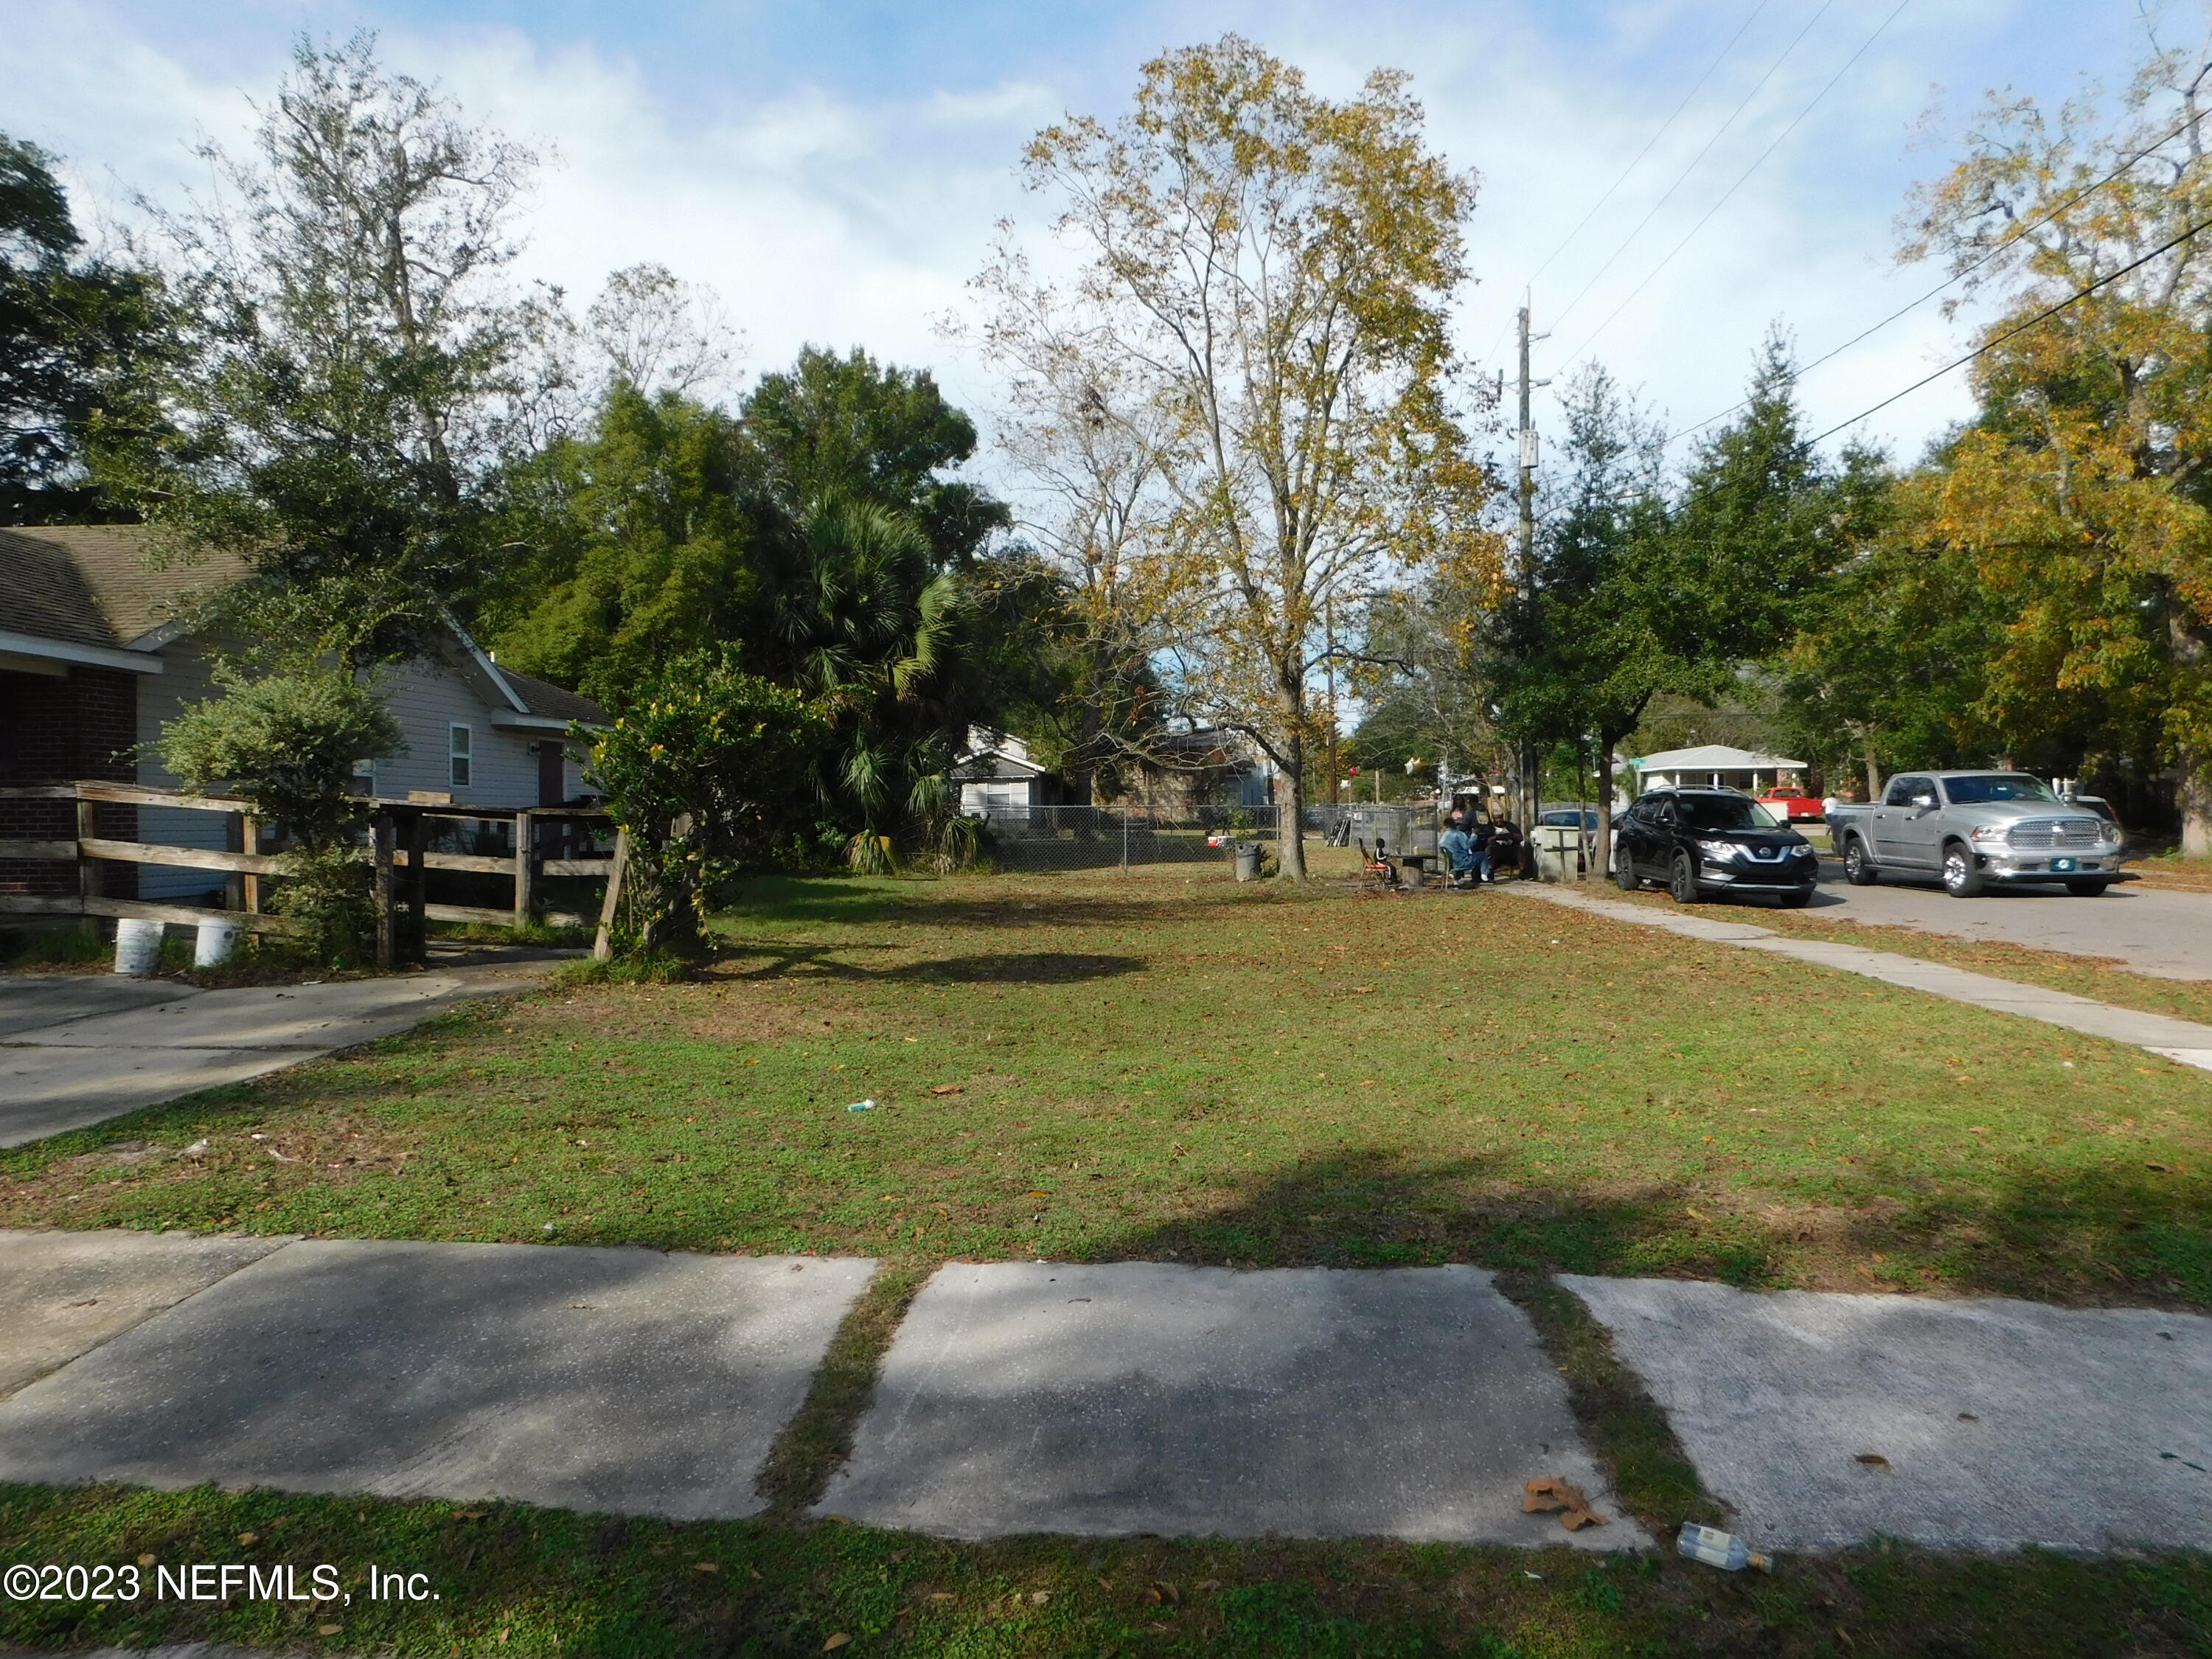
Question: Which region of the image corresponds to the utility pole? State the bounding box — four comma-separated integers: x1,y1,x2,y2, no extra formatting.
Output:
1513,300,1549,847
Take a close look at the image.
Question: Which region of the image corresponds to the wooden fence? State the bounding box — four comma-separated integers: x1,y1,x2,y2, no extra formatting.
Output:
0,782,624,967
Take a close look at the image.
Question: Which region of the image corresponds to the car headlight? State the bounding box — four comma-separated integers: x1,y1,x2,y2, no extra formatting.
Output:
1969,825,2008,842
2100,822,2121,842
1696,838,1737,859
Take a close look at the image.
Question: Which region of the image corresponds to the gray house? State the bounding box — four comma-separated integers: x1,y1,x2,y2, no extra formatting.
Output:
0,524,606,904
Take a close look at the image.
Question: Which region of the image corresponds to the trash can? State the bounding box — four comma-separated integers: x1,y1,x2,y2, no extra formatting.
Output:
1234,841,1263,882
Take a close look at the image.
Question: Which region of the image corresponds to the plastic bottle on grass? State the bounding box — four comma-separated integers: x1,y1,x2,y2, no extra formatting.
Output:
1676,1522,1770,1573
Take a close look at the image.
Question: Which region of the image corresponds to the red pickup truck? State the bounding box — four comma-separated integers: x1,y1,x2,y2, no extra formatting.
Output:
1756,788,1825,824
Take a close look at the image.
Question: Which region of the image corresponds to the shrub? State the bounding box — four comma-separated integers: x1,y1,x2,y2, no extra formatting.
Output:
584,647,829,955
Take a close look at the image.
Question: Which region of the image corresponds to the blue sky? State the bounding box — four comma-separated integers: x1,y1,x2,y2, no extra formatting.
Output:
0,0,2180,477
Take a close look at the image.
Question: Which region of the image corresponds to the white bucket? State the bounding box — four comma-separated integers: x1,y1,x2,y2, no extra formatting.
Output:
194,917,241,969
112,918,164,977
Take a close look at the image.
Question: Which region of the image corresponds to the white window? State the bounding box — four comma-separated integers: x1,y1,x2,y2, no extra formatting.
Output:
352,757,375,796
449,724,473,789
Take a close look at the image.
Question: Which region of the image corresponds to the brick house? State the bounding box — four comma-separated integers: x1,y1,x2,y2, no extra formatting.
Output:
0,525,608,905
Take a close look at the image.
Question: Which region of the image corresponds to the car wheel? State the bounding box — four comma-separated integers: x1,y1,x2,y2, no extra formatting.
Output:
1941,841,1984,898
1613,844,1638,891
1843,836,1879,886
1778,888,1812,908
1669,852,1703,904
2065,880,2110,897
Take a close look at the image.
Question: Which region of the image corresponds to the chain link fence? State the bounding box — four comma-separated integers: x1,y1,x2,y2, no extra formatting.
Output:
970,804,1282,872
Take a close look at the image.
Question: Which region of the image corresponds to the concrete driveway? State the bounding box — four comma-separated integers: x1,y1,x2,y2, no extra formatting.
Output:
1714,861,2212,981
0,964,552,1147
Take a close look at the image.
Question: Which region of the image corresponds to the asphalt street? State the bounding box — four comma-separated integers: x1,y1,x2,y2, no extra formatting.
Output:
1744,861,2212,981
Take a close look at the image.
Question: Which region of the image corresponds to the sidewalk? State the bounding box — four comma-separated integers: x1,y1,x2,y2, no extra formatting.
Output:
1503,882,2212,1073
0,962,555,1147
3,1229,2206,1554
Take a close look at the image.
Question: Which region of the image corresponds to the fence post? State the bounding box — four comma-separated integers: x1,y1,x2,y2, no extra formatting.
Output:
512,809,535,930
592,827,630,961
75,792,99,906
240,815,260,914
403,809,428,962
372,809,396,970
1120,808,1128,872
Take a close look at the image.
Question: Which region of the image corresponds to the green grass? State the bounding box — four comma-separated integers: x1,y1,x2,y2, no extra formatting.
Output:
5,861,2208,1307
4,1482,2209,1658
4,861,2211,1655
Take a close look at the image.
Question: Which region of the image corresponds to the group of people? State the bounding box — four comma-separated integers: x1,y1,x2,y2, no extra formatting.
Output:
1439,808,1519,888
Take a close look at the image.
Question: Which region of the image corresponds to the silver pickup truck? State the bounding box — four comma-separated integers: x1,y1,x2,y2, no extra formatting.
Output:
1826,771,2126,897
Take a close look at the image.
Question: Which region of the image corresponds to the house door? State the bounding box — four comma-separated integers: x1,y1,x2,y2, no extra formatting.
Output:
537,741,566,807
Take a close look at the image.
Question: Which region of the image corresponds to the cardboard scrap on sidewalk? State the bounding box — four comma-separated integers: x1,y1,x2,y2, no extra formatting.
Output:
1523,1475,1608,1531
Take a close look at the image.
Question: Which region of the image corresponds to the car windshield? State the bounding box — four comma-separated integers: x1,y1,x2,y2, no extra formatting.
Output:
1941,773,2059,805
1675,795,1781,831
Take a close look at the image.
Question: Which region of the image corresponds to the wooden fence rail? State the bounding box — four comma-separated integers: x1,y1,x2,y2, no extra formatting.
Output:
0,783,619,967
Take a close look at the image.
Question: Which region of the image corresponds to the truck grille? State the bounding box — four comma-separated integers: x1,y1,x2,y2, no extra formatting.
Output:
2007,817,2102,850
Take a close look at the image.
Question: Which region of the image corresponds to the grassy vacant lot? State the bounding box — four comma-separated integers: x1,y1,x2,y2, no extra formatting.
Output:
4,860,2211,1657
4,862,2208,1305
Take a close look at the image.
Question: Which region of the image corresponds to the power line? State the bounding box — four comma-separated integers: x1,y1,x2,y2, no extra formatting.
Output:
1804,207,2212,446
1476,0,1775,371
1527,1,1775,292
1546,0,1837,337
1664,101,2211,445
1557,0,1912,370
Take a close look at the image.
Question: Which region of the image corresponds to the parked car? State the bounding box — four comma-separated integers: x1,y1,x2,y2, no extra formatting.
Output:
1824,771,2126,897
1534,807,1599,830
1612,787,1820,906
1756,787,1824,822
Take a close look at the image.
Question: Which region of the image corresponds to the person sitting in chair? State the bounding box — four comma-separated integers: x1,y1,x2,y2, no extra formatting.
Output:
1441,815,1478,887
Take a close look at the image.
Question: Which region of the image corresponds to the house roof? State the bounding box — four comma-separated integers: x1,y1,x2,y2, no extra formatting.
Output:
1,524,254,647
495,666,608,726
1630,744,1806,772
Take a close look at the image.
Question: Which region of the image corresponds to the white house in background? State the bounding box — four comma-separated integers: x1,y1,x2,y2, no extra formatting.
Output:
0,524,608,905
1623,744,1808,799
951,727,1051,813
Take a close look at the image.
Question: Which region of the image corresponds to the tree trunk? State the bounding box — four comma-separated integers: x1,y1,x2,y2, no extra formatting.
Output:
2182,742,2212,858
1278,729,1309,883
1595,730,1621,882
1862,740,1883,803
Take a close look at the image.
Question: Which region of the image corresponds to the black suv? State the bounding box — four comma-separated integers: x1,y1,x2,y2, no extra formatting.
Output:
1613,787,1820,907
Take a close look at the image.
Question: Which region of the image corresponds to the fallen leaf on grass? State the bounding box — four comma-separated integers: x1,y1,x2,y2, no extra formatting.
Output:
453,1509,486,1520
1522,1476,1607,1529
136,1553,156,1567
1854,1453,1892,1470
1351,985,1374,994
931,1085,962,1095
318,1624,341,1636
1030,1590,1050,1604
1195,1578,1222,1591
237,1531,257,1547
928,1592,954,1602
692,1562,720,1573
2147,1162,2183,1173
823,1635,850,1652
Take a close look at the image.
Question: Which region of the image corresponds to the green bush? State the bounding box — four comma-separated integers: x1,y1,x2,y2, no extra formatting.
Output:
584,647,829,956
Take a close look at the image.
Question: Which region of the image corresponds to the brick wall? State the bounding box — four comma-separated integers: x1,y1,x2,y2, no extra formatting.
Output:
0,665,139,899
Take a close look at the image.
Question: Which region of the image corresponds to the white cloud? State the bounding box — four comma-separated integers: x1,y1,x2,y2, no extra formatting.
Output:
0,0,2154,482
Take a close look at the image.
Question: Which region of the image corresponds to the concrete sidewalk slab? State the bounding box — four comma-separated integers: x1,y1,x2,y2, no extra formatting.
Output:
0,1045,307,1148
1565,1276,2212,1553
1505,883,2212,1074
0,1240,876,1519
820,1261,1643,1546
0,1228,290,1399
0,975,195,1039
